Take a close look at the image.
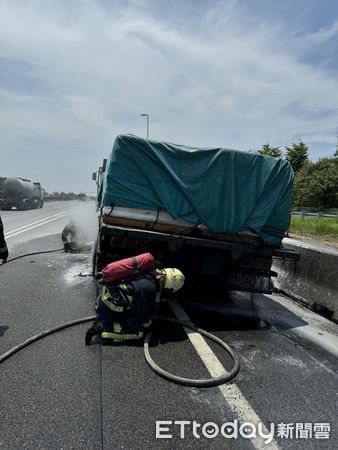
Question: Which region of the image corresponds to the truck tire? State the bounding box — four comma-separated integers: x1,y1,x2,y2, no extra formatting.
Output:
17,201,25,211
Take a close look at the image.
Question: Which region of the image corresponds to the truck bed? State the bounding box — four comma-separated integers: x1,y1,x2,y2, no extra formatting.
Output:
101,206,264,246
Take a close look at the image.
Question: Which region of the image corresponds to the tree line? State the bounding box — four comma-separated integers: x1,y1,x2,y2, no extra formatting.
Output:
45,191,87,200
258,142,338,209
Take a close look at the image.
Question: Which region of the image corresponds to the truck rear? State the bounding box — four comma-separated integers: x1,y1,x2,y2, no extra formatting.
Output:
92,135,299,294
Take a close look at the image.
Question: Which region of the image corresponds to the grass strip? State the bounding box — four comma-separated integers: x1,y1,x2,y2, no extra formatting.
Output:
289,217,338,246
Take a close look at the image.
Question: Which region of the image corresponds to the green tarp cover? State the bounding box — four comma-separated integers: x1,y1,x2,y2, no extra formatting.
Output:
100,134,294,247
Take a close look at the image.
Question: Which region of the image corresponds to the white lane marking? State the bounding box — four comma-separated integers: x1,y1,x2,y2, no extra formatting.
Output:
169,298,280,450
5,213,66,237
4,213,66,236
5,214,67,239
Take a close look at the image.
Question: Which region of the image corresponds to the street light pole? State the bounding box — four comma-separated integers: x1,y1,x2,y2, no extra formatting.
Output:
141,113,149,139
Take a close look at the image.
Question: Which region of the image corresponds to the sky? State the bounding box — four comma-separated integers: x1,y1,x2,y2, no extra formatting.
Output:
0,0,338,193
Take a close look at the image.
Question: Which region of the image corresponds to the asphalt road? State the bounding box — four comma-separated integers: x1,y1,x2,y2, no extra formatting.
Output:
0,201,337,449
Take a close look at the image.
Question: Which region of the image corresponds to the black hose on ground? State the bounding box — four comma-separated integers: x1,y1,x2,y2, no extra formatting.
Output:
0,248,64,265
0,316,96,364
0,249,240,385
144,316,240,387
0,315,240,387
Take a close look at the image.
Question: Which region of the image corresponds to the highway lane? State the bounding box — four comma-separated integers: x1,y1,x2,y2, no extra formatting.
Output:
1,200,98,254
0,203,337,449
1,201,70,231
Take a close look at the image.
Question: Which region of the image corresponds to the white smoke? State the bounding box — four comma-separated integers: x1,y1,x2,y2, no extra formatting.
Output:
65,199,99,248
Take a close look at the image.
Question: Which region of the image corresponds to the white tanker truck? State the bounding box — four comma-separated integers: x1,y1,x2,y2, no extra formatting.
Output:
0,177,44,210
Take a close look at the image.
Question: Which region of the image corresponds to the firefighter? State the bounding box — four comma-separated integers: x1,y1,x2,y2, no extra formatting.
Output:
85,267,185,344
0,215,8,262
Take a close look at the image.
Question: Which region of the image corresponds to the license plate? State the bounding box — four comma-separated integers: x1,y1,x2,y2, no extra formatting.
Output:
227,271,272,293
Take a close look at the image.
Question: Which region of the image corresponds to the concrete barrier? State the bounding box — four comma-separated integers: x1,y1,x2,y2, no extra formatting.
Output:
272,237,338,322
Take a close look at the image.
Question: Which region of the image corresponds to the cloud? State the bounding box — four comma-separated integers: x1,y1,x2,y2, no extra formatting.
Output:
298,20,338,45
0,0,337,192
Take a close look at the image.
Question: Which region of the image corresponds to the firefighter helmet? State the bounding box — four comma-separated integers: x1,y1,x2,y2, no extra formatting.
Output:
162,268,185,292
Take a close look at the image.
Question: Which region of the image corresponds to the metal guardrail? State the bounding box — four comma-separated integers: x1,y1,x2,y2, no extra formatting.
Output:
291,211,338,219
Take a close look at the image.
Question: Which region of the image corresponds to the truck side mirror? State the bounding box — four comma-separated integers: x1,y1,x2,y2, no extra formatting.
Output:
92,172,97,181
102,159,107,172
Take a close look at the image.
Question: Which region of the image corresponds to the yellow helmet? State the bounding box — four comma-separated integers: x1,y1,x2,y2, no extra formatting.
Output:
162,268,185,292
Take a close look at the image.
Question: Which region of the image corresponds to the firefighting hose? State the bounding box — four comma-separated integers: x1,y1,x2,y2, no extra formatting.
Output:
144,317,240,386
0,249,240,386
0,248,64,264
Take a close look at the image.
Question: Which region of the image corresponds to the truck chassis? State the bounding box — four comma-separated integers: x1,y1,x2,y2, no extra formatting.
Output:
93,222,300,294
